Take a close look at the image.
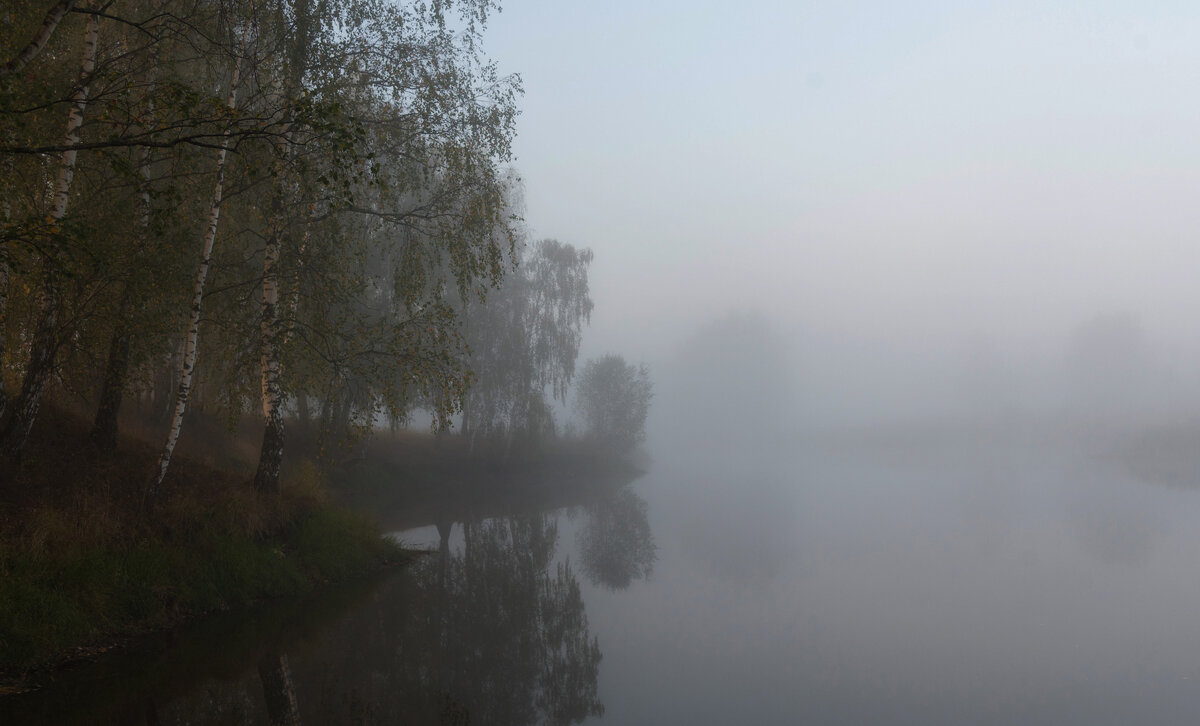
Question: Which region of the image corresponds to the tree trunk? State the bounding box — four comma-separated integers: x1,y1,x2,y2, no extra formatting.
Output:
147,40,243,499
0,192,9,421
282,216,310,347
295,391,310,433
318,391,332,437
253,0,313,495
252,161,287,495
151,345,179,424
91,311,130,450
0,10,99,459
92,95,154,450
0,3,11,417
0,281,58,461
257,652,302,726
0,0,81,80
0,245,8,422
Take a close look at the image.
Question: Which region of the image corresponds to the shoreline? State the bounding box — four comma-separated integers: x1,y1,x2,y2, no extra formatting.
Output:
0,407,641,690
0,505,408,687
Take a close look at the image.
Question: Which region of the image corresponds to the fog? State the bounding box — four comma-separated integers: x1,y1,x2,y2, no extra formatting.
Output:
477,1,1200,435
476,4,1200,722
12,2,1200,723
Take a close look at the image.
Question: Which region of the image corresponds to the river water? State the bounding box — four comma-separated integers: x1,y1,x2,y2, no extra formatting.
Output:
6,423,1200,724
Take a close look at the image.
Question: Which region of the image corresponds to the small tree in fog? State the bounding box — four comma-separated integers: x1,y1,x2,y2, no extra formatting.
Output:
575,355,652,452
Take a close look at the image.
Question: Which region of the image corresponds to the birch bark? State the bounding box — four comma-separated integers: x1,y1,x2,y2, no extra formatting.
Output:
147,40,244,497
0,0,81,80
0,9,99,459
252,0,312,493
252,167,286,493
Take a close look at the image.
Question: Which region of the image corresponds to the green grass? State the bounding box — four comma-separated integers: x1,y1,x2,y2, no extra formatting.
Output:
0,507,403,675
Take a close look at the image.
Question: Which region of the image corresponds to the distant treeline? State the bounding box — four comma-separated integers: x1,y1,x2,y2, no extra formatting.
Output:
0,0,648,494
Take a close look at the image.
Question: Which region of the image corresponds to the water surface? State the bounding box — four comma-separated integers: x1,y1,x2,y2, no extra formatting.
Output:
7,425,1200,724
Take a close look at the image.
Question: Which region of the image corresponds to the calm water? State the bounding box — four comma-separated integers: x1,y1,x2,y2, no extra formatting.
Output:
7,425,1200,724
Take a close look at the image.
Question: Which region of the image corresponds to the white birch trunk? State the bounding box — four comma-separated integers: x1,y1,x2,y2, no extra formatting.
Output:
147,43,243,496
0,10,98,458
252,158,287,493
252,8,311,492
281,218,310,347
0,0,81,79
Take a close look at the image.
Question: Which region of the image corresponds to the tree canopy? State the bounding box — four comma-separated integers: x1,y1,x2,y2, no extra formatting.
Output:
0,0,521,488
575,354,652,453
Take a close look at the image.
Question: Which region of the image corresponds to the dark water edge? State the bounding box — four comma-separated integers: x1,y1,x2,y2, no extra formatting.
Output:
0,502,622,725
0,565,396,725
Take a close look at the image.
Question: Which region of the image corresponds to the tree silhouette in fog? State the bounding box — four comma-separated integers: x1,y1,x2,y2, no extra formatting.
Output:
659,310,795,448
575,355,652,452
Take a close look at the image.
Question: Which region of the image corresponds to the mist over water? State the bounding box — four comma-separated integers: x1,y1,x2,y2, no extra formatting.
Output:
11,2,1200,722
581,369,1200,723
526,298,1200,724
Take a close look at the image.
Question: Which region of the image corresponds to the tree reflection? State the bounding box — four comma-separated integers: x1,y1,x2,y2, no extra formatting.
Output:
577,487,657,591
281,514,604,725
3,513,611,726
430,515,604,725
257,652,302,726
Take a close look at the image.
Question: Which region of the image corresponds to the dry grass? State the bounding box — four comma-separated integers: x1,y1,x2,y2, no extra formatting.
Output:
0,403,332,556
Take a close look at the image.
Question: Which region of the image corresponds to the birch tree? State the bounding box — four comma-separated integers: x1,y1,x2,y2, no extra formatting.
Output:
0,7,99,460
243,0,520,480
251,0,314,494
147,30,246,497
0,0,524,485
460,238,593,451
0,0,81,80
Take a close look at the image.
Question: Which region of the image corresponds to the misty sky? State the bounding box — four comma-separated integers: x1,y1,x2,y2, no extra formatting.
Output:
482,1,1200,379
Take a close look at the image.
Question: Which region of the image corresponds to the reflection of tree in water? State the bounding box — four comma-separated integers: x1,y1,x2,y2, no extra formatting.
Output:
4,515,604,726
258,652,302,726
577,486,657,591
431,515,604,725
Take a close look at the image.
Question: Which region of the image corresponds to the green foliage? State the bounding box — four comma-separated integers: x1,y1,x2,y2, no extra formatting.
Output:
0,0,523,458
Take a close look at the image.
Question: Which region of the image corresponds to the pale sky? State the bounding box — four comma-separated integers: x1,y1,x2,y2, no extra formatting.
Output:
481,1,1200,388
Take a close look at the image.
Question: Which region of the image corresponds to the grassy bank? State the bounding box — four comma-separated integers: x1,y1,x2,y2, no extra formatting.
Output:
0,407,405,680
0,404,640,680
0,508,401,676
